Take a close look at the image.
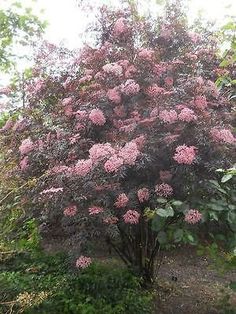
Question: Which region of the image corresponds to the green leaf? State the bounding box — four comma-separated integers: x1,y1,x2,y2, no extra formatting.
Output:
171,200,183,207
157,231,167,244
151,216,166,232
174,229,184,242
221,174,233,183
156,206,174,217
229,281,236,291
156,198,167,204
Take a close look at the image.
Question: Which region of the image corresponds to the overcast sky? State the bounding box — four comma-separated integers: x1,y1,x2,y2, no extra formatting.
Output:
3,0,236,49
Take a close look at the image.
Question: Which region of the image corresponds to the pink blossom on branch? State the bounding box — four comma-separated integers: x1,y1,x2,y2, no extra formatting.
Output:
173,145,197,165
184,209,202,224
64,205,77,217
89,143,115,162
137,188,150,203
89,109,106,126
114,193,129,208
118,142,140,165
74,159,93,176
76,256,92,269
19,138,34,155
113,17,128,37
178,108,197,122
210,128,235,144
123,210,140,224
155,183,173,197
138,48,154,61
88,206,104,215
102,63,123,76
159,110,178,124
104,155,124,173
121,80,140,96
107,88,121,104
20,156,29,171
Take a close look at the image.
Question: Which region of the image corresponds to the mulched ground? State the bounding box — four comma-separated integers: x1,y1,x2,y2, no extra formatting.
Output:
154,247,236,314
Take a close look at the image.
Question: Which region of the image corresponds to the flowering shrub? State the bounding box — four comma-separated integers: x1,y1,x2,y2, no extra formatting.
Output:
1,2,235,283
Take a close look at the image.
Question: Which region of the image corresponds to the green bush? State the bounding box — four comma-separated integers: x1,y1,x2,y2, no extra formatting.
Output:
0,252,153,314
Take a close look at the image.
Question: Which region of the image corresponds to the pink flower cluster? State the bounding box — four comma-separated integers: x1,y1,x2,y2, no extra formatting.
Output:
194,95,207,110
76,256,92,269
107,88,121,104
184,209,202,224
63,205,77,217
173,145,197,165
74,159,93,176
159,110,178,124
114,193,129,208
210,128,235,144
121,80,140,96
88,206,104,215
19,138,34,155
146,84,165,97
89,143,115,162
20,156,29,171
118,142,140,165
103,216,119,224
123,210,140,224
89,109,106,126
178,108,197,122
40,187,63,195
155,183,173,197
104,155,124,173
0,119,14,132
138,48,154,60
113,17,128,37
137,188,150,203
102,63,123,76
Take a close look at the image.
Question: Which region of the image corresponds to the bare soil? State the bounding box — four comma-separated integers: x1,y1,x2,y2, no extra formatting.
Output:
154,247,236,314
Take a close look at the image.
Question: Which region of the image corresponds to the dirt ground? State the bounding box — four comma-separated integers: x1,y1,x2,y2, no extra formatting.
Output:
154,247,236,314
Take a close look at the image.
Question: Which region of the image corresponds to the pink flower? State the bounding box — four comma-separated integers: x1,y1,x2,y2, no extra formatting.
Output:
19,138,34,155
40,187,63,195
75,110,87,120
150,107,159,118
49,165,69,175
114,193,129,208
137,188,150,203
113,17,128,36
146,84,165,97
125,65,137,78
89,109,106,126
20,156,29,171
164,77,174,86
62,97,73,106
103,216,119,224
173,145,197,165
118,142,140,165
138,48,154,60
184,209,202,224
79,75,92,84
155,183,173,197
76,256,92,269
107,88,121,104
102,63,123,76
74,159,93,176
123,210,140,224
88,206,104,215
89,143,115,162
159,170,172,182
178,108,197,122
194,96,207,110
104,155,124,173
63,205,77,217
210,128,235,144
0,119,14,132
121,80,140,96
114,105,126,118
159,110,178,123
